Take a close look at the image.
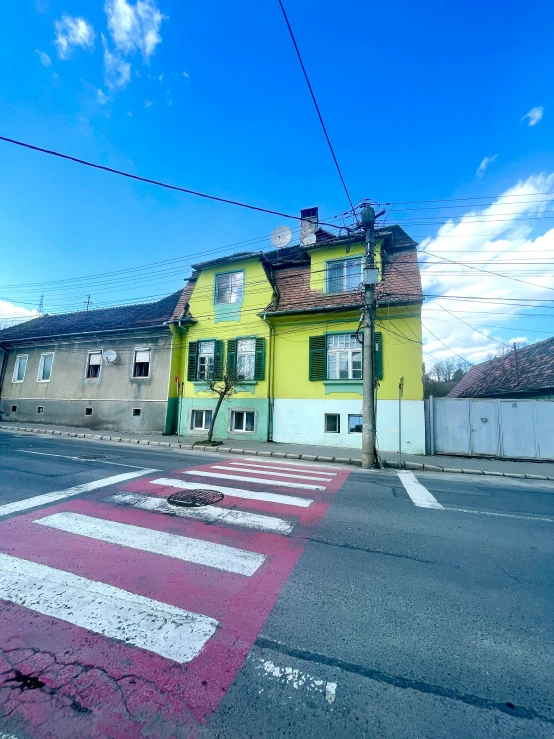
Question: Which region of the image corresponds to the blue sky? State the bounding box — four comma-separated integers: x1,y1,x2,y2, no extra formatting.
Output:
1,0,554,364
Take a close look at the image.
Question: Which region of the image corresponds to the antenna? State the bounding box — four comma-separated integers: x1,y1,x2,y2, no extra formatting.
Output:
270,225,292,248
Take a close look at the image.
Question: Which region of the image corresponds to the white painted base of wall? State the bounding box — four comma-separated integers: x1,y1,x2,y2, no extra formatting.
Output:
272,399,425,454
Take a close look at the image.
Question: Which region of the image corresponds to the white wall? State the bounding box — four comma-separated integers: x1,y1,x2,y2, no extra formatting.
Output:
272,399,425,454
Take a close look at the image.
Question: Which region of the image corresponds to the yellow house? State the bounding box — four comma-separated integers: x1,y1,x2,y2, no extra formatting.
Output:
171,211,425,452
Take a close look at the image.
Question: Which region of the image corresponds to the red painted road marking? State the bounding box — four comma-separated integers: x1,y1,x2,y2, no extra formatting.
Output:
0,457,350,737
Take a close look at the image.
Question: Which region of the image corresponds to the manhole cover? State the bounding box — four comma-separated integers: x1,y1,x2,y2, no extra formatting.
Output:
167,490,224,507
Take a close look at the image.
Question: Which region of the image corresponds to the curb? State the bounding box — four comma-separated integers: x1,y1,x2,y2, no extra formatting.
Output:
1,424,553,480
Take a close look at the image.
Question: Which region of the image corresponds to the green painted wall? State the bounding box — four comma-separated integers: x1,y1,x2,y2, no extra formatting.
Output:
178,396,269,442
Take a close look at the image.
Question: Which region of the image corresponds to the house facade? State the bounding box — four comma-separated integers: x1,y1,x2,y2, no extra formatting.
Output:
0,291,184,433
173,214,425,452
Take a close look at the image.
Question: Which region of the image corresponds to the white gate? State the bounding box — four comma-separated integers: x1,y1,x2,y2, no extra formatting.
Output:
427,397,554,460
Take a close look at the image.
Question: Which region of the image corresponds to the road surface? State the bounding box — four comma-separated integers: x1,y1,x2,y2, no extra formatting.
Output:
0,430,553,738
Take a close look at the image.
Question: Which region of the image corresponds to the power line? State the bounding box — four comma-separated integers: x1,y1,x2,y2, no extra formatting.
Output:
0,135,345,230
276,0,355,212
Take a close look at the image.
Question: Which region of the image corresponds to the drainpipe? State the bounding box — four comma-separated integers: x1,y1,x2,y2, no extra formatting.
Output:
262,314,275,441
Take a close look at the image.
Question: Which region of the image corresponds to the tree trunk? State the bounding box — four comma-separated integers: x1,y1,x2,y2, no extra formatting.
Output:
207,392,225,443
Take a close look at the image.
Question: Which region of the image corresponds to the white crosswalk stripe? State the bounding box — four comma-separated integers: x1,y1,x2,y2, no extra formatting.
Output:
108,493,295,535
241,456,343,470
0,553,218,663
226,461,337,477
183,470,325,491
151,478,313,507
35,512,266,576
210,464,333,482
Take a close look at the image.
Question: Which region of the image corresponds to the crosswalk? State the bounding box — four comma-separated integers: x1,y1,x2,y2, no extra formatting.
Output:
0,454,349,732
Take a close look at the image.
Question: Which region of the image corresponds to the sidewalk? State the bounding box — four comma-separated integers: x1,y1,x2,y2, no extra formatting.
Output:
2,420,554,480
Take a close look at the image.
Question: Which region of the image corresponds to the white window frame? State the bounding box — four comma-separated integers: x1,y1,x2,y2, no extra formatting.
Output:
190,409,213,432
197,341,215,381
348,414,363,433
215,271,244,304
326,256,362,293
12,355,28,383
86,351,102,379
324,413,340,433
133,348,150,378
327,335,362,380
37,352,54,383
236,338,256,380
230,409,256,433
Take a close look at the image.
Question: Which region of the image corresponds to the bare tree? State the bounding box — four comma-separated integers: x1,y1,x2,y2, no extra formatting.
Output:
199,369,242,444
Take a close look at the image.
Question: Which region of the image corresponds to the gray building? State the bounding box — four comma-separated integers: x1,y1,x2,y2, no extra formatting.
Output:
0,290,186,434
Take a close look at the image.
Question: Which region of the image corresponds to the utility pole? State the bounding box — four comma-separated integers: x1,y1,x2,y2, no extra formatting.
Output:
361,206,379,469
38,294,44,315
85,294,91,311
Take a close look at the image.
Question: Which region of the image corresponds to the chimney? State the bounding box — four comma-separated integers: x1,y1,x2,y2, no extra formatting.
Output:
300,207,318,246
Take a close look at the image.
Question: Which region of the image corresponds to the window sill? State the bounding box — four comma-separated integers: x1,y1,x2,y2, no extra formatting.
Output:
323,380,363,395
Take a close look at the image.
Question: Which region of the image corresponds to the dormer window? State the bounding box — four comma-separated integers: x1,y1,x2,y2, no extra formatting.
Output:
327,257,362,293
215,271,243,304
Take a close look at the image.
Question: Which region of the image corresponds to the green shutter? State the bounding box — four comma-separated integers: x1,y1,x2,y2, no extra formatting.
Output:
254,337,265,380
309,335,326,380
374,332,383,380
227,338,237,375
213,340,223,380
187,341,198,381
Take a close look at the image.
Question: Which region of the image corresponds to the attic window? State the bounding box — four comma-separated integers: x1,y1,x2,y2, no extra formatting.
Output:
133,408,141,417
215,271,243,304
327,257,362,293
85,407,93,416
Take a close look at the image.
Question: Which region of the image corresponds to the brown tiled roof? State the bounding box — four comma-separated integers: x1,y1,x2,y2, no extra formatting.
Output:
447,361,494,398
171,274,198,319
449,337,554,398
268,247,423,314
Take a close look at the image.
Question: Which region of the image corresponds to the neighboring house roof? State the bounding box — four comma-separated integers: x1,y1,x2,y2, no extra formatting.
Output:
447,361,495,398
448,337,554,398
0,290,184,343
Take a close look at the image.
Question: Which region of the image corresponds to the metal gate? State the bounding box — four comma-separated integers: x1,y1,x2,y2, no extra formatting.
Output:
426,397,554,460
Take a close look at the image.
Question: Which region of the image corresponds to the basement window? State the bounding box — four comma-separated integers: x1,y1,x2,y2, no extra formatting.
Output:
348,414,363,433
86,351,102,379
133,349,150,378
85,407,93,416
133,408,141,417
11,405,17,413
37,406,44,414
231,410,255,432
191,409,212,431
325,414,340,433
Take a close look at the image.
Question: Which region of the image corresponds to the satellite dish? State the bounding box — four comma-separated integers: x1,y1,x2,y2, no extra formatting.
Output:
302,232,317,246
103,349,117,364
270,225,292,248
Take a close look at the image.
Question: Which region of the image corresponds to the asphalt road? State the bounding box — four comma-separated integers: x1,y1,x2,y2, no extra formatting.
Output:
1,430,553,738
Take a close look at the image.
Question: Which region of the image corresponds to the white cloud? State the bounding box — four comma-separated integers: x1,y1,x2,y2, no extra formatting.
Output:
144,99,153,108
35,49,51,67
103,35,131,89
105,0,165,61
97,89,110,104
521,106,543,126
181,71,189,83
0,300,38,330
419,174,554,365
54,14,95,60
476,155,497,178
